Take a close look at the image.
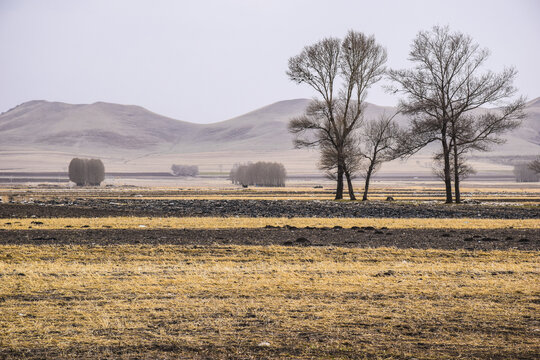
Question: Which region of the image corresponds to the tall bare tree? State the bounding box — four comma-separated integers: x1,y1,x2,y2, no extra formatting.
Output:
389,26,525,203
359,113,402,201
287,31,387,200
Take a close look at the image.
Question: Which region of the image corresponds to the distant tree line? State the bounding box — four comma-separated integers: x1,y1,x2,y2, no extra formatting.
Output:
230,162,286,187
68,158,105,186
171,164,199,177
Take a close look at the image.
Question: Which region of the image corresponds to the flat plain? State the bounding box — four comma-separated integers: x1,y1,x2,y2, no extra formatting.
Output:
0,184,538,359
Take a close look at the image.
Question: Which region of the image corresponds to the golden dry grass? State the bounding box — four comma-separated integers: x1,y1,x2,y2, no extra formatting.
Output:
2,185,540,202
0,245,538,359
2,216,539,230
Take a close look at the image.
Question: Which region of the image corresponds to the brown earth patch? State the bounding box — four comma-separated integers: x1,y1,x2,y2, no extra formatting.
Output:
0,228,537,250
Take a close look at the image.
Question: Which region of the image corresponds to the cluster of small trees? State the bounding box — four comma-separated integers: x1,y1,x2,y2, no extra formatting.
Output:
229,162,286,187
68,158,105,186
171,164,199,177
288,26,525,202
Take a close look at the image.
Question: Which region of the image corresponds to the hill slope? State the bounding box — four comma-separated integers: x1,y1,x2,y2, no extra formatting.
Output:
0,98,538,174
0,99,417,153
0,100,197,155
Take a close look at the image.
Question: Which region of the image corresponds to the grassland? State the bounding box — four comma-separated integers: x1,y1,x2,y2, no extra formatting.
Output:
0,245,538,359
1,184,538,358
2,185,540,203
2,216,540,230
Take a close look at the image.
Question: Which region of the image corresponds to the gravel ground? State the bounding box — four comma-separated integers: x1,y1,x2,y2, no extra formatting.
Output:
1,228,537,250
1,199,539,219
2,200,537,250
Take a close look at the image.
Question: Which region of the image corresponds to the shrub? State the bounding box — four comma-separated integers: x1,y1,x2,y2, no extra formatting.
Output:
68,158,87,186
68,158,105,186
171,164,199,177
86,159,105,185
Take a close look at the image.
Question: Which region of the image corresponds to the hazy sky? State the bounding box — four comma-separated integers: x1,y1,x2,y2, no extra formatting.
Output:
1,0,539,123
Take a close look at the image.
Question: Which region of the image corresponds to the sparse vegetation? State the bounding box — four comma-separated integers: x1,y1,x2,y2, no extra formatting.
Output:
68,158,105,186
229,162,286,187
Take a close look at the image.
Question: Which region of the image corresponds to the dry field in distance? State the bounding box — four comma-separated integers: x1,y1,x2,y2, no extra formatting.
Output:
2,181,540,203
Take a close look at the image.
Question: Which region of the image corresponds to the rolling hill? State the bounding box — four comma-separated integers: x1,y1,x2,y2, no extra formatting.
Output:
0,98,538,175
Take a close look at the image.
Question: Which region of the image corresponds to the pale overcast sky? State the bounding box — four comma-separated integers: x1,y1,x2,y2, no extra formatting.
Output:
1,0,539,123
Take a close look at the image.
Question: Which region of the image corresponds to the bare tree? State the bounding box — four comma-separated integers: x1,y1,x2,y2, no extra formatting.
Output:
359,113,403,201
448,103,524,202
229,162,286,187
389,26,525,203
287,30,387,200
433,151,476,184
514,163,539,182
528,156,540,174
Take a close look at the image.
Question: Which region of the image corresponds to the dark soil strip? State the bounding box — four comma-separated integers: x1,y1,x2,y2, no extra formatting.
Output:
1,228,538,250
1,200,539,219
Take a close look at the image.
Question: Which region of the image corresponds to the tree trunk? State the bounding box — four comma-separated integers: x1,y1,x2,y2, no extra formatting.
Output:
345,170,356,200
453,142,461,204
335,162,344,200
441,137,453,204
362,165,374,201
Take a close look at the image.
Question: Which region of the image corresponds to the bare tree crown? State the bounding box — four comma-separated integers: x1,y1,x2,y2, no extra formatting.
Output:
388,25,525,203
287,30,387,200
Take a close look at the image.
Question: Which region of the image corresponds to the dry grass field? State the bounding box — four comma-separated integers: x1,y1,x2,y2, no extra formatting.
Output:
0,184,539,359
2,216,539,230
0,245,538,359
2,184,540,203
